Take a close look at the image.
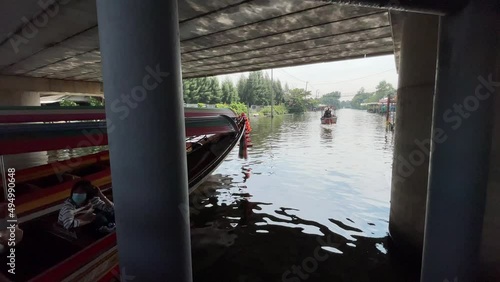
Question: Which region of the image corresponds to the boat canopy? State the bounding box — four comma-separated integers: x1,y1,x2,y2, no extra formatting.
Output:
0,106,237,123
0,115,238,155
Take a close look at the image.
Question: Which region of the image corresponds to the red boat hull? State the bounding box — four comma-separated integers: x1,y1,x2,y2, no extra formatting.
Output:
321,117,337,124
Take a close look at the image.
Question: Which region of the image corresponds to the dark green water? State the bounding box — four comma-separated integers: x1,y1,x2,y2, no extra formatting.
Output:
2,109,420,281
190,109,419,282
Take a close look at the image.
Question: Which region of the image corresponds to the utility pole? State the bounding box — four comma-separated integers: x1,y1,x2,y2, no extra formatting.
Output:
271,69,274,118
305,81,308,92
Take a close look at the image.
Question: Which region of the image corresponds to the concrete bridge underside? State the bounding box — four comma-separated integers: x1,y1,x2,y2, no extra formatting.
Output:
0,0,396,84
0,1,499,282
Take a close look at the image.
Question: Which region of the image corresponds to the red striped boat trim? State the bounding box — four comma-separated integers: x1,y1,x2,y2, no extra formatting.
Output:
29,233,117,282
0,107,237,123
0,116,237,155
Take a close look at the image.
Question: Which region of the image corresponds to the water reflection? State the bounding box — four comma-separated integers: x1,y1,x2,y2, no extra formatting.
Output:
2,146,108,170
190,110,419,282
320,126,333,141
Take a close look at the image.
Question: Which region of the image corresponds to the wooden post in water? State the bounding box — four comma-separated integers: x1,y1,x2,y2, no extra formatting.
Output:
386,94,391,129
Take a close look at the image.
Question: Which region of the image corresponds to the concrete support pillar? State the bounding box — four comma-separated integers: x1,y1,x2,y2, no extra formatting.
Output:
96,1,192,281
421,0,499,281
0,90,40,106
480,69,500,280
389,13,438,257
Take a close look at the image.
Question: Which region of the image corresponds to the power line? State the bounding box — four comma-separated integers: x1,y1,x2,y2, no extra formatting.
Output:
312,69,396,85
276,69,308,83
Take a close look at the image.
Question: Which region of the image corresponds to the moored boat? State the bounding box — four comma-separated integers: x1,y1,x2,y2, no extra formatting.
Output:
0,106,248,281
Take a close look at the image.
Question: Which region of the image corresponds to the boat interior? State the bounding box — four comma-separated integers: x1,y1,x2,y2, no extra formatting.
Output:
0,107,247,281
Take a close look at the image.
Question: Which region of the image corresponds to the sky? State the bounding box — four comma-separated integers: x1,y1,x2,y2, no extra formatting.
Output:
217,54,399,101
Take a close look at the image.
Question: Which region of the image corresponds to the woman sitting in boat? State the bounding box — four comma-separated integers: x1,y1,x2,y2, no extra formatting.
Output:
58,179,115,234
323,108,332,118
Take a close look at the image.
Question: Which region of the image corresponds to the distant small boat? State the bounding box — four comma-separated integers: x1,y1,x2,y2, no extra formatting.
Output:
321,107,337,125
321,116,337,124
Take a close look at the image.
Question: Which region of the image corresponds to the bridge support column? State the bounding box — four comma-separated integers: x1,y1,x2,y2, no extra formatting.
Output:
480,72,500,280
389,13,438,258
421,0,499,281
96,1,192,281
0,90,40,106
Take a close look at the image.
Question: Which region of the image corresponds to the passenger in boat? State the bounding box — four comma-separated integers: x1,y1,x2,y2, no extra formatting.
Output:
323,108,332,118
58,179,115,234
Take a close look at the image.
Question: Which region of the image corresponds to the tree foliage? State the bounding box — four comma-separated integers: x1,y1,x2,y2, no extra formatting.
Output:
285,88,313,113
340,100,351,108
215,102,248,115
179,72,393,114
183,77,224,104
60,99,78,106
89,96,105,106
351,87,372,109
364,81,396,103
236,71,284,106
348,81,396,109
221,78,239,104
320,91,341,109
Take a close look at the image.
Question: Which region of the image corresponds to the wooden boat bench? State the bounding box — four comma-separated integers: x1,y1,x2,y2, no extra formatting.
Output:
42,216,102,248
50,222,78,241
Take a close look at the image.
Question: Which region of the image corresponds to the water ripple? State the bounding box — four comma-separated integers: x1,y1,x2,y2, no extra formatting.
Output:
190,110,415,282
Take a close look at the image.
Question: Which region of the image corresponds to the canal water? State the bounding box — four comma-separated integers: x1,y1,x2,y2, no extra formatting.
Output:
190,109,419,282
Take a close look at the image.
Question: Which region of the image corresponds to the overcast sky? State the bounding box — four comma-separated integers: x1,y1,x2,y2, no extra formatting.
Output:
217,54,399,101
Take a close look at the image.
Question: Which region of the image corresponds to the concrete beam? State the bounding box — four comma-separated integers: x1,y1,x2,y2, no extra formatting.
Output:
183,26,392,66
97,0,192,280
0,90,40,106
321,0,469,15
0,75,103,95
184,46,393,78
180,6,380,53
179,0,325,41
1,2,391,81
183,37,392,73
479,54,500,280
0,0,98,70
181,12,389,58
389,12,438,259
421,0,499,280
388,12,404,72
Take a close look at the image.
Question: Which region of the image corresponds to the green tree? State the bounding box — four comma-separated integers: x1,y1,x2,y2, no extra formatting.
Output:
273,80,285,104
237,75,249,105
60,99,78,106
286,88,311,113
221,78,238,104
284,83,290,95
305,98,320,110
320,91,341,109
183,78,204,103
351,87,372,109
182,77,223,104
208,77,222,104
240,71,270,105
340,100,352,108
89,96,104,106
365,80,395,103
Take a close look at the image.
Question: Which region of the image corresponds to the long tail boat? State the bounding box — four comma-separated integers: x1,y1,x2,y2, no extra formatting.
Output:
0,106,249,281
